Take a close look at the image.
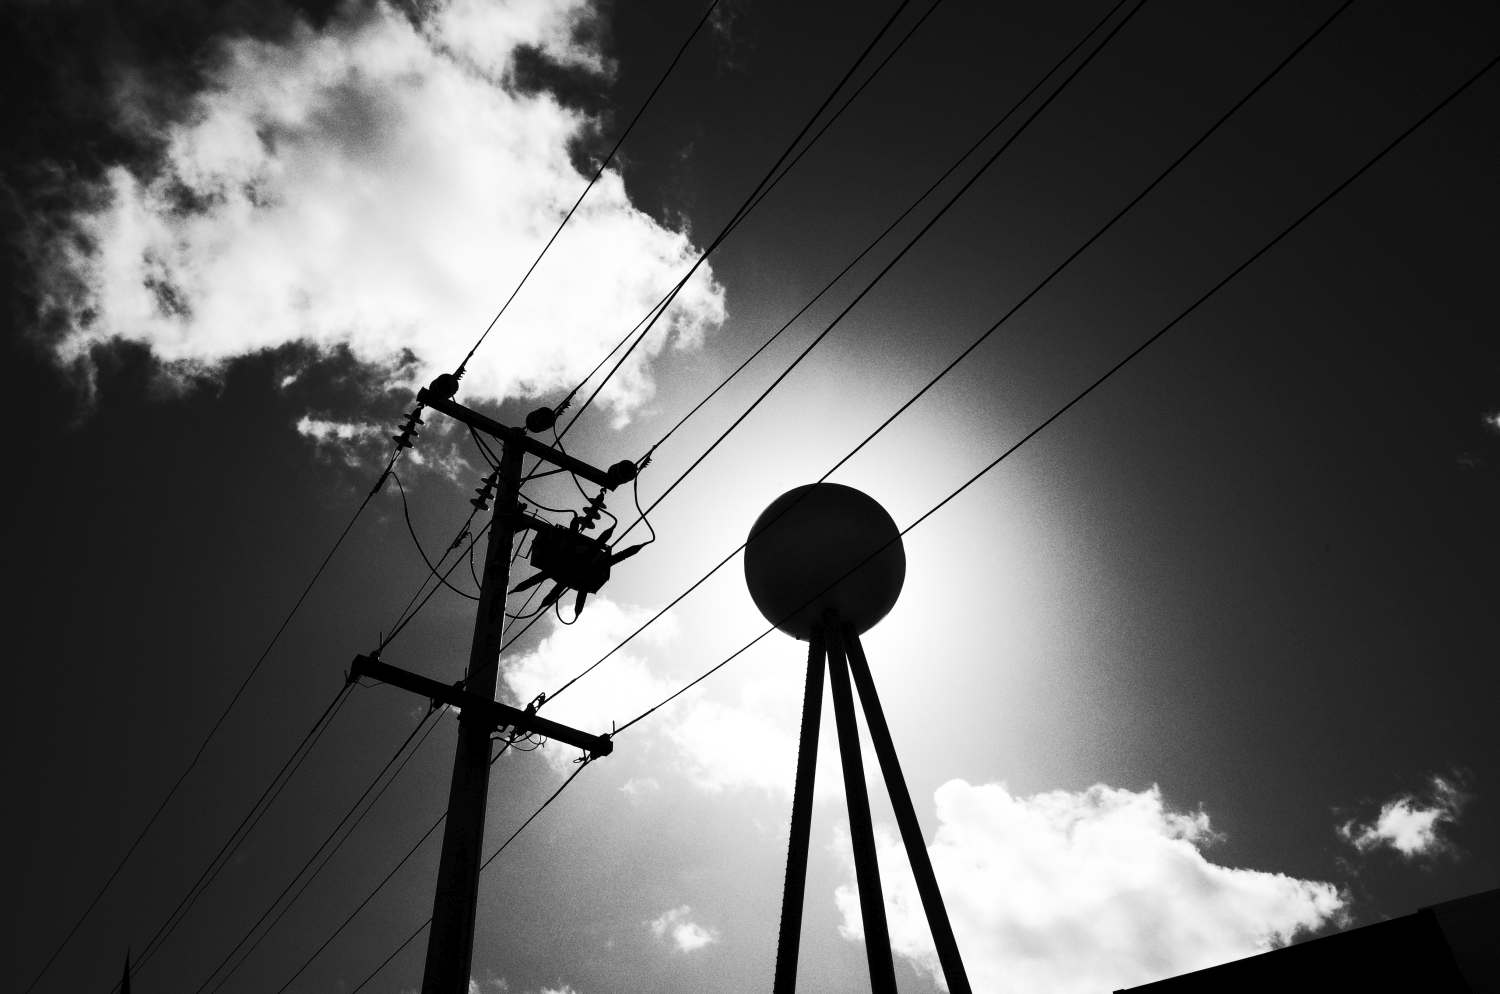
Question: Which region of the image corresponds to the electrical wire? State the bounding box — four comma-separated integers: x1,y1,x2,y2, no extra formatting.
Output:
611,48,1499,738
552,0,948,435
112,682,355,991
380,516,491,651
532,0,1150,703
203,704,449,994
617,0,1135,527
610,0,1148,548
266,723,558,994
22,448,405,994
345,758,595,994
544,0,1351,703
455,0,725,375
393,472,482,601
555,0,928,439
31,6,727,989
489,0,1136,664
189,704,447,994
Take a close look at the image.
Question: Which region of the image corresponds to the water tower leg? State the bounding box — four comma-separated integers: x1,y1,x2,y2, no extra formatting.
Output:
844,626,973,994
773,629,827,994
826,620,898,994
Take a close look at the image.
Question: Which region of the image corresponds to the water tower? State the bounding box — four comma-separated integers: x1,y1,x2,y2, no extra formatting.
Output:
745,483,971,994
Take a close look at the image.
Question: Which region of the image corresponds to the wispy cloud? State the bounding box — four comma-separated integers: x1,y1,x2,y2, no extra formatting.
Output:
32,0,725,423
1338,773,1469,859
649,905,719,953
836,780,1346,994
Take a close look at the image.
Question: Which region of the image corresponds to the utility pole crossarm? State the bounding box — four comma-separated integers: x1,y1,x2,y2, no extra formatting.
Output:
415,389,636,491
349,654,613,757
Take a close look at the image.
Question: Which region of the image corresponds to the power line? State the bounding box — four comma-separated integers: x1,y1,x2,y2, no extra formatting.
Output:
190,704,448,994
551,0,949,434
345,757,596,994
555,0,927,438
489,0,1141,667
456,0,725,375
614,0,1146,547
612,47,1500,739
264,725,553,994
22,449,404,994
380,516,491,652
538,0,1151,704
541,0,1361,706
393,472,482,601
114,682,356,991
203,703,449,994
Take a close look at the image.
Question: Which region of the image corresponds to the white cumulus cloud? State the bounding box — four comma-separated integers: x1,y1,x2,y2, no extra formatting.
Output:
1338,773,1469,859
649,905,719,953
37,0,725,422
502,596,679,765
502,595,810,793
835,780,1346,994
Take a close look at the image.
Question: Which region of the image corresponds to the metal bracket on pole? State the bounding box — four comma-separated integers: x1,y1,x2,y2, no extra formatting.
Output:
350,654,613,757
416,389,637,490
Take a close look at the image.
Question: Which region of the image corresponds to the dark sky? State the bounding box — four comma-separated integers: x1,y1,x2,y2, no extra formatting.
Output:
3,1,1497,993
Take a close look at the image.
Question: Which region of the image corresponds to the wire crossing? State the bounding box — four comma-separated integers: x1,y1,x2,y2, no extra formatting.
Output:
22,451,401,994
343,758,597,994
526,0,1152,701
536,0,1349,706
456,0,724,375
112,682,355,991
614,0,1149,548
188,705,448,994
611,47,1500,740
555,0,927,438
637,0,1133,462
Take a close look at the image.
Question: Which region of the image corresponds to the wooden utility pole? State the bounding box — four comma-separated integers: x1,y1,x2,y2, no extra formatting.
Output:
421,432,523,994
351,388,634,994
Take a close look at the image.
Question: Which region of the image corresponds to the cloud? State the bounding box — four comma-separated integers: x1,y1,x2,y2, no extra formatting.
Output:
1338,773,1469,859
619,776,661,800
834,780,1346,994
503,596,679,766
33,0,725,422
649,905,719,953
502,596,809,792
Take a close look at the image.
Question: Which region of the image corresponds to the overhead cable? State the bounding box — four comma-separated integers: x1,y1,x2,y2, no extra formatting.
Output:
112,682,355,991
543,0,1355,702
612,47,1499,738
344,758,596,994
23,446,405,994
555,0,929,438
534,0,1152,698
456,0,725,375
189,704,447,994
614,0,1147,546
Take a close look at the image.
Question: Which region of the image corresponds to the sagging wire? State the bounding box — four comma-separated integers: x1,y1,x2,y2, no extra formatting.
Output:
469,426,500,470
392,472,480,602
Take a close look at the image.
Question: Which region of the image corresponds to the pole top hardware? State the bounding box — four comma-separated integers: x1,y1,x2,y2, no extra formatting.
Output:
428,371,462,401
349,654,613,758
415,388,633,491
524,406,558,434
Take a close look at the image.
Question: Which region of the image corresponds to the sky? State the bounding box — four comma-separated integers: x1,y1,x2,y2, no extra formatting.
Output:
2,1,1497,993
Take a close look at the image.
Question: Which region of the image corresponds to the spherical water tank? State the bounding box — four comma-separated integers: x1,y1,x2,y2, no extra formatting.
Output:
743,483,905,641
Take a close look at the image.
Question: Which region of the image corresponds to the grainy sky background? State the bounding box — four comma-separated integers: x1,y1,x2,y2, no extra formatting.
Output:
3,1,1496,992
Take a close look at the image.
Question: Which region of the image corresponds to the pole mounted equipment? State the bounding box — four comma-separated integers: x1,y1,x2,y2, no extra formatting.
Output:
358,375,638,994
745,483,971,994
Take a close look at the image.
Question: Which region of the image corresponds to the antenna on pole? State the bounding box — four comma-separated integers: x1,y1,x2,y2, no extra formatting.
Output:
744,483,971,994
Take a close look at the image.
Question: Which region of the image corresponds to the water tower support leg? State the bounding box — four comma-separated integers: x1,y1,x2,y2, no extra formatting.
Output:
772,629,827,994
826,621,897,994
844,626,973,994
